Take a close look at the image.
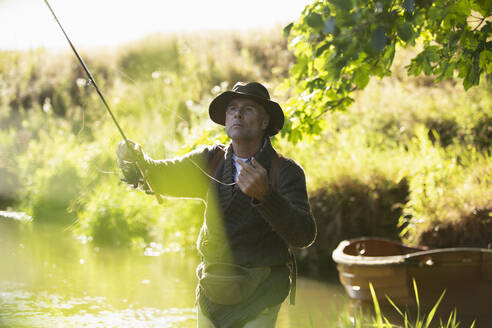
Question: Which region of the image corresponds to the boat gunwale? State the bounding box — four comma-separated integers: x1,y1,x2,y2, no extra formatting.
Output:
332,237,492,266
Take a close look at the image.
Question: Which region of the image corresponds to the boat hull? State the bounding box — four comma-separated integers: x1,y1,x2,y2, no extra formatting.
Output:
333,238,492,324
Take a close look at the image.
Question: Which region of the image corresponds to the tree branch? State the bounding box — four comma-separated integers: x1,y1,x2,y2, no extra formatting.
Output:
472,16,487,32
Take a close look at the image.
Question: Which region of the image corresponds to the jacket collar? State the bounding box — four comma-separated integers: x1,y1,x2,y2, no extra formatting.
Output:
225,138,276,172
215,138,277,212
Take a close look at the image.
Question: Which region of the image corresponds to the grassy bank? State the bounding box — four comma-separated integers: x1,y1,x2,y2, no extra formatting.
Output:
0,29,293,249
0,29,490,261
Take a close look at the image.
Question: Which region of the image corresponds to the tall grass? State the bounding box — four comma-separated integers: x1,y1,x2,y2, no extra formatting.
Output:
303,279,472,328
366,280,475,328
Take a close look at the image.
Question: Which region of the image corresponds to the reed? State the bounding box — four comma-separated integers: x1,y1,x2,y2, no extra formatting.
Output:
361,279,475,328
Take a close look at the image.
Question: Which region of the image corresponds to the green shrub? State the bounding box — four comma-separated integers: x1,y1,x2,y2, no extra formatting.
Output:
30,163,81,224
0,128,21,208
75,180,159,247
400,131,492,247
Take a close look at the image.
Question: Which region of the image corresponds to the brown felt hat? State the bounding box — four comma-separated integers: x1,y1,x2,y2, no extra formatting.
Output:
209,81,284,136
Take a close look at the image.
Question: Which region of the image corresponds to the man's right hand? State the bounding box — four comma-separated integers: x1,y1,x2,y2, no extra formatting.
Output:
116,140,142,164
116,140,144,187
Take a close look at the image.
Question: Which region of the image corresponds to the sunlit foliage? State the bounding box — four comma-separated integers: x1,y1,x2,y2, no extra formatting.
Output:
281,0,491,142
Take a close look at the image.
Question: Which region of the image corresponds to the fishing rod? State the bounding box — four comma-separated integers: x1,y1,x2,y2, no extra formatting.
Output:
43,0,163,203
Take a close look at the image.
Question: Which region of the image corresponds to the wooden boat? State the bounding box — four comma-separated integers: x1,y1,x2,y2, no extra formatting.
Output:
332,237,492,324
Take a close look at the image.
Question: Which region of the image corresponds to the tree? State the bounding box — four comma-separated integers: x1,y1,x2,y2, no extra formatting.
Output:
281,0,491,142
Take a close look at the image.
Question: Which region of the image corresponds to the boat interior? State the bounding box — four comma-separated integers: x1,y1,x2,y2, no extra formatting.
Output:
343,238,426,257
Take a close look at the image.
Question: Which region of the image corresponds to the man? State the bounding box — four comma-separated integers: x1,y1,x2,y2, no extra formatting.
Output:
117,82,316,328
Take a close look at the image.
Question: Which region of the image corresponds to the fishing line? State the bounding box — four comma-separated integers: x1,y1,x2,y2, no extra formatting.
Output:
107,67,231,186
130,81,234,187
95,168,119,175
92,72,232,186
45,6,231,188
42,0,127,141
43,0,163,203
117,69,194,126
189,157,237,187
155,101,235,186
115,69,138,85
113,70,190,133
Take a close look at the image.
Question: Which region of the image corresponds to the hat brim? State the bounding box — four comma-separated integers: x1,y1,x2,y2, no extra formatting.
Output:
209,91,284,136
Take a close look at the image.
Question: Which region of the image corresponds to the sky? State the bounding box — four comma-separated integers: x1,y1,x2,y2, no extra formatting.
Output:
0,0,310,50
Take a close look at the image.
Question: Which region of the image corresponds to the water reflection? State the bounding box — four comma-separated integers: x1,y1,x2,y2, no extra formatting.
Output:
0,224,347,327
1,282,195,328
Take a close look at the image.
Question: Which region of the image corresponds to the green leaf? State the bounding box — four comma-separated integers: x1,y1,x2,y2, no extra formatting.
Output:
385,295,404,318
371,27,386,51
290,35,304,49
306,12,325,31
457,58,468,78
425,46,440,62
423,290,446,328
479,49,492,74
369,283,384,327
283,23,294,38
412,279,421,322
397,22,413,42
329,0,353,11
450,0,471,19
422,55,432,75
470,0,492,17
353,67,370,88
436,61,456,82
383,43,396,68
464,63,479,90
407,57,423,76
315,42,332,57
290,56,309,78
444,61,456,78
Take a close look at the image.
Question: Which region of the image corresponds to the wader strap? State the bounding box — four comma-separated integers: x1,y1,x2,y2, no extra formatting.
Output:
269,152,282,191
208,146,226,175
288,248,297,305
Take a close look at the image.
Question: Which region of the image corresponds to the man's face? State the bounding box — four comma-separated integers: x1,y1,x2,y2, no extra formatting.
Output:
225,97,270,141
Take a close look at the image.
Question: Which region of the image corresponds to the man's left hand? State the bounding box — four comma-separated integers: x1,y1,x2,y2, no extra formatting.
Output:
236,158,270,201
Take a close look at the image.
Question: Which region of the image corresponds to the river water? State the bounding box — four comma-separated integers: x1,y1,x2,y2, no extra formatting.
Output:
0,223,348,328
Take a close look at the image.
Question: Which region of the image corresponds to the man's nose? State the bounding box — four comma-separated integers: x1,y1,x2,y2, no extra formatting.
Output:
233,108,244,118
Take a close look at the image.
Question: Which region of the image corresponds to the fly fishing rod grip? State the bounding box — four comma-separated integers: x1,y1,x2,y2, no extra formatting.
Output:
136,164,164,204
125,142,164,204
